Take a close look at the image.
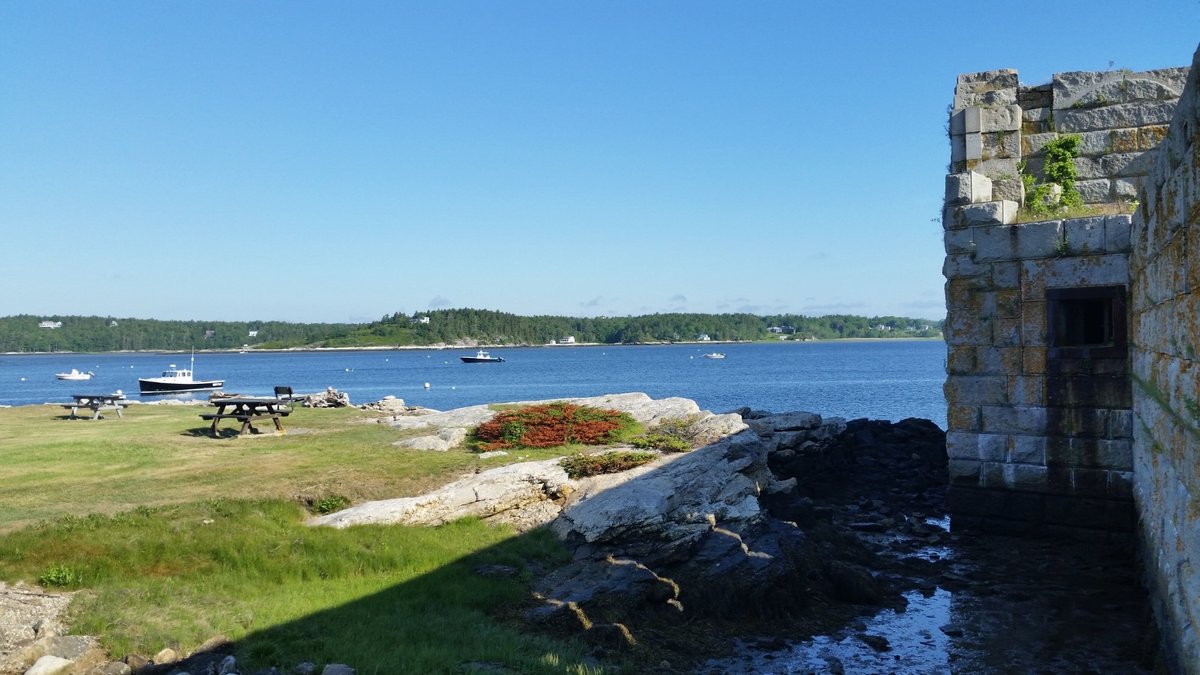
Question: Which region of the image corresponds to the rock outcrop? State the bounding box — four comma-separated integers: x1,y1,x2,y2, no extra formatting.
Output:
306,392,950,661
357,395,406,414
303,387,351,408
534,410,852,622
313,393,751,527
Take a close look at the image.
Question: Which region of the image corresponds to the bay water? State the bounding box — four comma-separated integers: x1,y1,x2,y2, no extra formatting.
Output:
0,340,948,427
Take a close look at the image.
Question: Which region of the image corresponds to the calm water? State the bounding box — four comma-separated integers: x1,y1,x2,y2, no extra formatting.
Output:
0,341,948,427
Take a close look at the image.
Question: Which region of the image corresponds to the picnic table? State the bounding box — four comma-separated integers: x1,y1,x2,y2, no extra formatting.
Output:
200,397,292,437
63,393,127,420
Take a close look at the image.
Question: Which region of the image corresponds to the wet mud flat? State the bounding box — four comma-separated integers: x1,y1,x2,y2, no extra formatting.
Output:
704,419,1164,674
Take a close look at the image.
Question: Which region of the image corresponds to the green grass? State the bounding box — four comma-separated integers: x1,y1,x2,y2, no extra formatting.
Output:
0,404,572,533
0,404,611,673
1015,200,1135,224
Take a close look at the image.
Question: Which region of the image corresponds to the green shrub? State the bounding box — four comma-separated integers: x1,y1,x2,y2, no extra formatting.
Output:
314,494,350,514
630,433,691,453
629,416,698,453
39,563,83,588
560,451,657,479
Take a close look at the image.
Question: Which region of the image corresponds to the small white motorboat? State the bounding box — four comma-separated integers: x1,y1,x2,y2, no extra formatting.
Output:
702,353,726,359
56,369,95,381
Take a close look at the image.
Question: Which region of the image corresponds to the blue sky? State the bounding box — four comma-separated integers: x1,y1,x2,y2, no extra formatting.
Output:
2,2,1198,323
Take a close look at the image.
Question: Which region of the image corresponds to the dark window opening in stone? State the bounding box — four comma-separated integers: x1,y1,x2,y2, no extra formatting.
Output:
1053,298,1113,346
1046,286,1127,356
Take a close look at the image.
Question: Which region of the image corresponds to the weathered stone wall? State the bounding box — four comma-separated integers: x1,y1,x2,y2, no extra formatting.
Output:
950,67,1188,205
945,52,1199,672
943,189,1137,537
943,64,1187,539
1129,46,1200,675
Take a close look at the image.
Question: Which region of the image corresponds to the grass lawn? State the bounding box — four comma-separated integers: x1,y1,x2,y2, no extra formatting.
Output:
0,403,609,673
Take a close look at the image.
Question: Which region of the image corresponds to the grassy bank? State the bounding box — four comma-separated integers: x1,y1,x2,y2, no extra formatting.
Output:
0,404,606,673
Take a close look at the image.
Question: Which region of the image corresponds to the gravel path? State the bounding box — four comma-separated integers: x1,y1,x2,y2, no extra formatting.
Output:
0,582,72,666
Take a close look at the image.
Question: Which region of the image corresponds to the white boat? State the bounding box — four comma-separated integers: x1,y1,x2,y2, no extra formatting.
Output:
461,349,505,363
139,353,224,394
702,353,726,359
56,368,95,381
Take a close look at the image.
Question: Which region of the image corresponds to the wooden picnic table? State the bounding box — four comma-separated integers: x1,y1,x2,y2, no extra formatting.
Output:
64,393,127,420
200,397,292,437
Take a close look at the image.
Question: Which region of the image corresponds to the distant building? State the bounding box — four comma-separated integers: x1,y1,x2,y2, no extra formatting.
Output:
413,316,431,324
204,329,215,340
559,335,576,344
108,320,118,327
248,330,259,337
697,333,712,341
38,320,62,329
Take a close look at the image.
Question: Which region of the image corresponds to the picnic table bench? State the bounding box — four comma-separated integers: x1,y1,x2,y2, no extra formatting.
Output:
201,397,292,437
63,393,127,420
273,385,304,403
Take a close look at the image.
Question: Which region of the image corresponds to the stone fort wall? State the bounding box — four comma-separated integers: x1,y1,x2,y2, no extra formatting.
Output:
943,63,1187,538
943,51,1198,674
1129,46,1200,675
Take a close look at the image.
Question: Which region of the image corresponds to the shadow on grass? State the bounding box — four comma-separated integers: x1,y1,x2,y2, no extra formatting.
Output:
154,524,603,675
181,426,283,439
161,437,799,674
136,436,791,674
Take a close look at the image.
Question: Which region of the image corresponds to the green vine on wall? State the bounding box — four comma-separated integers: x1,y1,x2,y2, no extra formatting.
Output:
1022,134,1084,216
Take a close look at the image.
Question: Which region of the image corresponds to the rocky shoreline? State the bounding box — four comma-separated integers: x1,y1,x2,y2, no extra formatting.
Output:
0,393,1162,674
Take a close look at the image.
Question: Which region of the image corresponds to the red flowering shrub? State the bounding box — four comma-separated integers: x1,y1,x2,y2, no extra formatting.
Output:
473,403,636,451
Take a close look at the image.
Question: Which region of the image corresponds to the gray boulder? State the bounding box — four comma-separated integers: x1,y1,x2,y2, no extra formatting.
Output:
24,655,73,675
389,404,494,432
358,396,408,414
307,459,570,530
550,430,766,548
535,424,820,622
394,427,468,451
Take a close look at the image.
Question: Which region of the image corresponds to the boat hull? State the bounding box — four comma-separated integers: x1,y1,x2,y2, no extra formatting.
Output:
460,357,504,363
56,369,94,380
138,379,225,394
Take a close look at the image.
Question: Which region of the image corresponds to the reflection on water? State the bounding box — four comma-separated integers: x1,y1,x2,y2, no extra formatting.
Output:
703,531,1158,675
704,589,953,674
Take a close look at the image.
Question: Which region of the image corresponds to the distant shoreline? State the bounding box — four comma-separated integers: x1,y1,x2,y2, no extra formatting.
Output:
1,336,944,357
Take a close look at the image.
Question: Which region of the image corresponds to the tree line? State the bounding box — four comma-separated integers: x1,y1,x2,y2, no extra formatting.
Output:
0,315,355,353
0,310,943,353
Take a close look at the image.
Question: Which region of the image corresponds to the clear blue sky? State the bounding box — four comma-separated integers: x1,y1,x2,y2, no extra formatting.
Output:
3,2,1197,324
